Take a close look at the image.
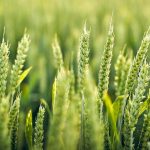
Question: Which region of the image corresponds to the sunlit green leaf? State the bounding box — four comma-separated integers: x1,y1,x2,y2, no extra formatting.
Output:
17,67,32,87
25,110,33,150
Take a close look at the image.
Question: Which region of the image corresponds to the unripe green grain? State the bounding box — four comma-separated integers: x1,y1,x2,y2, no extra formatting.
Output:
119,28,150,136
98,21,114,116
83,69,104,150
63,93,80,150
124,61,149,150
34,105,45,150
9,33,30,92
139,91,150,150
78,24,90,90
0,97,10,150
48,68,70,149
125,28,150,95
77,25,90,150
115,50,131,97
52,35,64,69
0,40,9,99
8,95,20,150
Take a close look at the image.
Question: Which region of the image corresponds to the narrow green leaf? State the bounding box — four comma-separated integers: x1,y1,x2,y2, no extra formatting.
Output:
52,78,56,111
138,98,150,117
112,95,124,123
103,91,119,147
17,67,32,88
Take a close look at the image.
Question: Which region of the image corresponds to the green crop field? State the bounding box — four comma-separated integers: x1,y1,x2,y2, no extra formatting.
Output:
0,0,150,149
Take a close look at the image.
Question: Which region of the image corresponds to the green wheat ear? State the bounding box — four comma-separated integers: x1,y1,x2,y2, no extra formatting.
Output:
77,24,90,149
139,91,150,149
123,61,149,149
0,39,9,99
52,35,64,69
34,105,45,150
114,48,132,97
48,68,70,150
9,33,30,93
98,20,114,117
78,24,90,91
68,66,75,101
119,27,150,135
0,97,10,150
62,93,80,150
25,110,33,150
83,69,104,150
8,95,20,150
125,27,150,95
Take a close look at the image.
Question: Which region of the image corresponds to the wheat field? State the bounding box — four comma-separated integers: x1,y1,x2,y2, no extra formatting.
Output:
0,0,150,150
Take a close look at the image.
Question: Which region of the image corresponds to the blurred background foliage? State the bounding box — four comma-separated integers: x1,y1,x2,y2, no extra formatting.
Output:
0,0,150,113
